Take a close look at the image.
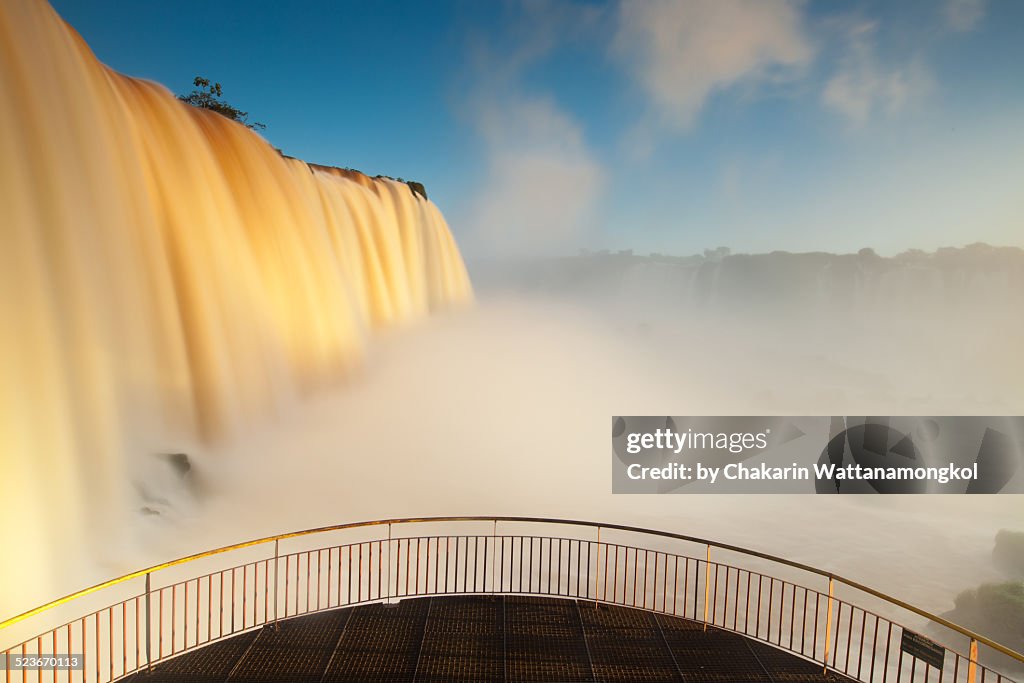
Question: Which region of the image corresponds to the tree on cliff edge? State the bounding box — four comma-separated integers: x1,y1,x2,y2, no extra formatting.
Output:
178,77,266,131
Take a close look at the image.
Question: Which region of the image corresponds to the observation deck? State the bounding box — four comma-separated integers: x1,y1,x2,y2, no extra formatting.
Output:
2,517,1021,683
121,594,854,682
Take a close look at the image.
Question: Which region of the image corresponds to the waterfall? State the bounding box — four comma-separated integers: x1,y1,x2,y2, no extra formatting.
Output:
0,0,471,614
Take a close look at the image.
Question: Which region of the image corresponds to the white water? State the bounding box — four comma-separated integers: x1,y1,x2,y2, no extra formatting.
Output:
99,294,1022,634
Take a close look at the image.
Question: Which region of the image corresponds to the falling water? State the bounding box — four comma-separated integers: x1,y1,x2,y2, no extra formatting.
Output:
0,0,471,614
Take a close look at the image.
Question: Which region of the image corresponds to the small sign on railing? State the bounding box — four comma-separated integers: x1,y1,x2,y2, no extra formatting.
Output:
901,629,945,669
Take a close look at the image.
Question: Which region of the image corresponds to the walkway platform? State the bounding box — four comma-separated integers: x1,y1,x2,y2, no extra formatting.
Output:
122,595,854,683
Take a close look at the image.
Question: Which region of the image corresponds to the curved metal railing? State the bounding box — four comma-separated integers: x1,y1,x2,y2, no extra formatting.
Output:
1,516,1021,683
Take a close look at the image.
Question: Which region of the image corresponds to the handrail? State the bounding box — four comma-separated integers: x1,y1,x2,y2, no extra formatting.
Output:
2,515,1022,666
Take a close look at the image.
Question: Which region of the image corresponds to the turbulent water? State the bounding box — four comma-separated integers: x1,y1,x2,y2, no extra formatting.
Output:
0,0,471,615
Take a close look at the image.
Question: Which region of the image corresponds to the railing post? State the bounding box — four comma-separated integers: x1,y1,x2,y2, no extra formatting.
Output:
968,639,978,683
490,520,497,594
144,572,152,674
703,544,711,631
273,540,279,631
386,523,392,602
594,526,602,605
823,577,835,673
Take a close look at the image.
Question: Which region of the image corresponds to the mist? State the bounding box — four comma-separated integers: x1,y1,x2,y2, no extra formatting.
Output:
62,245,1020,653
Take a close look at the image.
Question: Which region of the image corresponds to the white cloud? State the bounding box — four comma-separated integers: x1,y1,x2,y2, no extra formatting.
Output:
943,0,986,32
822,21,933,128
457,1,607,258
465,96,605,258
612,0,813,132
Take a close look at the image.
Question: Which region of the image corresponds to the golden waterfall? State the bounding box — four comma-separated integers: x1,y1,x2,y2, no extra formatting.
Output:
0,0,471,615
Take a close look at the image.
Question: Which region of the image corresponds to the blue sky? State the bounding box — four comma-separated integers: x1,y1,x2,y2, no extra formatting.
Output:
51,0,1024,257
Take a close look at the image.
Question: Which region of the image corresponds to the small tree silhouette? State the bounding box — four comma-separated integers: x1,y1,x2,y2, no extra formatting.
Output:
178,77,265,131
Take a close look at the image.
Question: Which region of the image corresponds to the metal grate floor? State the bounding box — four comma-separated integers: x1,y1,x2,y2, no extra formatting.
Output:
122,596,855,683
